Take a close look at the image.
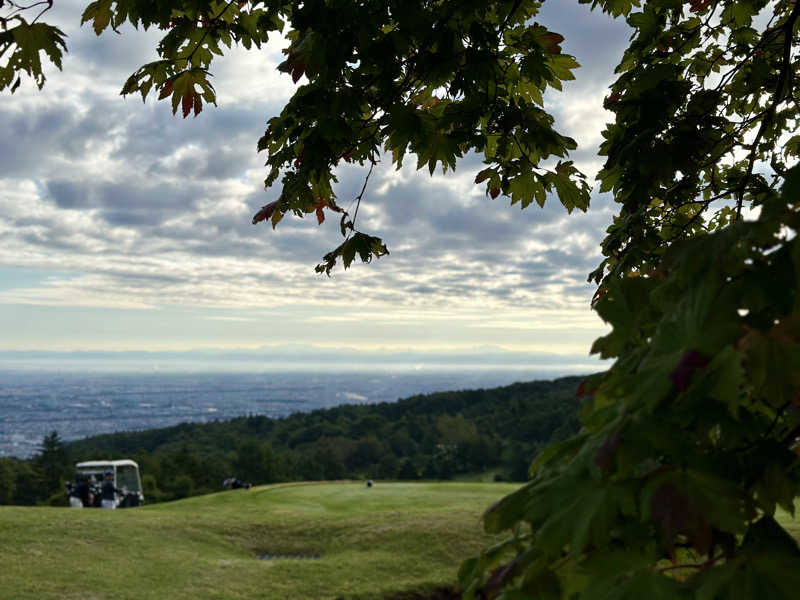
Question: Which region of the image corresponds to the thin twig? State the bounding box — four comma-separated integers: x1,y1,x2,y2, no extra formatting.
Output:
183,0,238,64
31,0,52,23
351,161,376,228
5,0,51,21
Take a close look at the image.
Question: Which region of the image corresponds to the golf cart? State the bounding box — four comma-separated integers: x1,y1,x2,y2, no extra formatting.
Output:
70,459,145,508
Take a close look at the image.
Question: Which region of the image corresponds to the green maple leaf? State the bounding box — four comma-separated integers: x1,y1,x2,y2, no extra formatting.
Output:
0,21,67,92
82,0,114,36
415,133,461,175
508,171,545,208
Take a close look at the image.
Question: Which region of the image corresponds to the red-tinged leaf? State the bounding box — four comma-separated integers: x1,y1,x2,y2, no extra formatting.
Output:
736,324,759,351
316,205,325,225
291,60,306,83
182,91,193,118
591,287,608,307
670,349,710,391
595,429,621,471
158,80,173,100
252,200,278,225
651,484,683,541
490,188,500,199
651,483,712,554
688,0,713,13
193,92,203,116
541,32,564,54
475,168,492,184
481,560,521,598
577,375,600,397
603,91,621,109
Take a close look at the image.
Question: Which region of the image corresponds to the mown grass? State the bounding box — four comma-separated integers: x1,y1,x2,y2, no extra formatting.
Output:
3,482,797,599
0,481,519,600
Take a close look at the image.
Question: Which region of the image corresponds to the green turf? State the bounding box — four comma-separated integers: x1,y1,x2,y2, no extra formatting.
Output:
0,481,519,600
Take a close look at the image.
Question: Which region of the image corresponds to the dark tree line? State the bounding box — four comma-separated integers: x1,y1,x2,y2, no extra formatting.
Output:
0,376,584,505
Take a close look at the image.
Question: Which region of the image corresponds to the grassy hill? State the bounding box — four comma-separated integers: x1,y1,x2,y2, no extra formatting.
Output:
0,481,519,600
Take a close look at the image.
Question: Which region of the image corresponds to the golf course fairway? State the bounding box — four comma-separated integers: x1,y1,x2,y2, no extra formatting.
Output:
0,481,520,599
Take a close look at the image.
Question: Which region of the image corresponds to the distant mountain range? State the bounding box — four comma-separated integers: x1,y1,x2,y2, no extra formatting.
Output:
0,345,605,372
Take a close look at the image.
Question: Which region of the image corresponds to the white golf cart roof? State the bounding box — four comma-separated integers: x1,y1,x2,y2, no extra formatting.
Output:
74,459,144,506
76,459,139,469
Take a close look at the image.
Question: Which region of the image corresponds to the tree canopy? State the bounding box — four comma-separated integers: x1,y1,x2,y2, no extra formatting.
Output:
4,0,800,598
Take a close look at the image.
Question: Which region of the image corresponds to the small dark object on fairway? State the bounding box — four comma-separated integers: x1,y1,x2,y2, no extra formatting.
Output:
366,480,373,487
223,477,252,490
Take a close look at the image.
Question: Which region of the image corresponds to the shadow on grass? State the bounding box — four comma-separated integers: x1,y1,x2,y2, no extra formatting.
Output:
379,585,460,599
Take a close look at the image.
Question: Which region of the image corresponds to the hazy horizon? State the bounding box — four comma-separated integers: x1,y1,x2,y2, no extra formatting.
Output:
0,344,605,374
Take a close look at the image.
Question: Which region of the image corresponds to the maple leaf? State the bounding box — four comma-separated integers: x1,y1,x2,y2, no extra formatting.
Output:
541,32,564,54
181,90,193,118
291,60,305,84
278,53,306,83
595,429,621,471
252,200,278,225
312,198,344,225
688,0,713,13
603,91,621,108
475,168,492,184
158,80,173,100
193,92,202,116
651,483,712,554
669,349,710,391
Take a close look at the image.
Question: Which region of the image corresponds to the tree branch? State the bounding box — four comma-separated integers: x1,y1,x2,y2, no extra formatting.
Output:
735,0,800,219
351,160,376,229
497,0,523,36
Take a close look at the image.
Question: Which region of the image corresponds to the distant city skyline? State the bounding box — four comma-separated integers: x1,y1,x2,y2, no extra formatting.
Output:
0,2,629,361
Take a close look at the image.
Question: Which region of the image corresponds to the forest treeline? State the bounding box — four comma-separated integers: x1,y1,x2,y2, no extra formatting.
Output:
0,376,584,505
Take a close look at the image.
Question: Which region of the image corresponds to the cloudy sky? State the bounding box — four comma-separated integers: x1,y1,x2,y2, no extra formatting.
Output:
0,1,630,369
